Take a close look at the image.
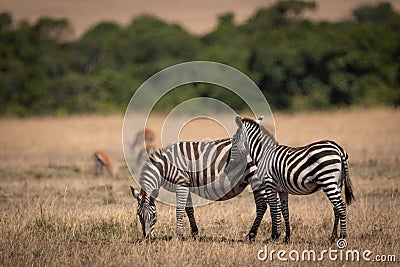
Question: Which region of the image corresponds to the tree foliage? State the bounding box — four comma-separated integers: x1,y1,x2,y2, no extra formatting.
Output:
0,1,399,116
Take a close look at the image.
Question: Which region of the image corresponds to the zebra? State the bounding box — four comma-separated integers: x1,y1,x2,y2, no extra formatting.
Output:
129,116,261,239
234,116,355,243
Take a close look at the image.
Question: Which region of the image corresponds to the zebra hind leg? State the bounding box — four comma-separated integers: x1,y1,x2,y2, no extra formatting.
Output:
330,207,340,244
330,200,347,243
336,200,347,239
322,185,347,243
279,192,290,244
185,193,198,237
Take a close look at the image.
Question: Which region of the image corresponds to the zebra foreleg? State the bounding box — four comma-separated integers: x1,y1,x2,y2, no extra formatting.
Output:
175,185,189,238
279,192,290,243
266,189,281,242
185,193,198,237
246,188,267,242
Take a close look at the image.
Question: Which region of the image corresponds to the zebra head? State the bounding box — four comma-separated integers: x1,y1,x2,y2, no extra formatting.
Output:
130,186,157,239
233,115,264,150
231,115,250,158
237,115,264,137
235,115,272,163
224,116,250,175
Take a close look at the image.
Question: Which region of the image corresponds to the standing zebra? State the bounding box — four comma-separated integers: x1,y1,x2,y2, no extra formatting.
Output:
234,116,355,243
129,117,260,239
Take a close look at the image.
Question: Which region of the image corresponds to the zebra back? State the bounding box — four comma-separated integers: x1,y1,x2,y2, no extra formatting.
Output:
138,138,256,201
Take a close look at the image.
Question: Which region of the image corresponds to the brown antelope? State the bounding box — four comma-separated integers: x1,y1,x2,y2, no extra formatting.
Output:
130,128,156,176
93,150,115,177
132,128,155,147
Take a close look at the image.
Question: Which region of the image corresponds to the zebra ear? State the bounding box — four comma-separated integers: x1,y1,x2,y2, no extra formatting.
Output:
130,186,141,201
235,115,243,128
255,116,264,124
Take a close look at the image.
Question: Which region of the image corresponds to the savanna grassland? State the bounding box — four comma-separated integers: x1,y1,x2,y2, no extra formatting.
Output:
0,108,399,266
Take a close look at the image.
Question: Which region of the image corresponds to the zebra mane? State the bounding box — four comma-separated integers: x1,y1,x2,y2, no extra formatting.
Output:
242,117,277,144
149,149,165,160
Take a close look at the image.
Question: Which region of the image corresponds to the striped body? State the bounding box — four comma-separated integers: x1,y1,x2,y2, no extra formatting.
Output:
263,141,348,195
237,117,354,243
144,139,256,200
131,134,258,238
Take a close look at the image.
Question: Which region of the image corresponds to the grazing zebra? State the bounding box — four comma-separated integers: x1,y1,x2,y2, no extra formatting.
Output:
234,116,355,243
93,150,115,177
130,117,261,239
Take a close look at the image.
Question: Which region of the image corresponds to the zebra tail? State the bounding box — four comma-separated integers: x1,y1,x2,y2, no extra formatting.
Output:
342,154,355,205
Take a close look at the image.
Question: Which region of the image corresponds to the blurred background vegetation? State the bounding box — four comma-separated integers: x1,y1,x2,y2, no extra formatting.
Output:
0,0,399,116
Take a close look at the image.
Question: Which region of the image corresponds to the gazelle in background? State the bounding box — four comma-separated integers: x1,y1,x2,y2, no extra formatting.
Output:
93,150,115,177
92,129,156,179
130,128,156,176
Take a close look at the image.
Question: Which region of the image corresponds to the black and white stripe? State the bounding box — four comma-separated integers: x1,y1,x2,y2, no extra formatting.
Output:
237,116,355,243
130,122,259,238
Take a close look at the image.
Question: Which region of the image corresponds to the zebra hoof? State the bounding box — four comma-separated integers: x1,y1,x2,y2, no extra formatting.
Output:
264,233,280,243
283,236,290,244
174,235,184,242
191,231,199,239
245,232,256,242
263,238,272,244
263,238,278,244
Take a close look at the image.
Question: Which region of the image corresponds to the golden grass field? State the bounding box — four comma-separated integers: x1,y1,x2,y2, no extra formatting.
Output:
0,108,399,266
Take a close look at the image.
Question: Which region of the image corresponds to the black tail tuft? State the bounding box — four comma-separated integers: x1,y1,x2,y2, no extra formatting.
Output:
344,176,355,205
342,155,355,205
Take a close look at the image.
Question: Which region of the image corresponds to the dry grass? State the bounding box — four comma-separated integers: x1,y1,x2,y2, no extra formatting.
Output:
274,108,400,164
0,108,399,266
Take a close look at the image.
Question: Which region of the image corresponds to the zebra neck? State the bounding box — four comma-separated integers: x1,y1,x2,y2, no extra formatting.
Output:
249,134,276,164
140,164,161,196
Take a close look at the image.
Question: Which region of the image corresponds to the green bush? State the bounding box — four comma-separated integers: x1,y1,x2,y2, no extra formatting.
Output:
0,1,399,116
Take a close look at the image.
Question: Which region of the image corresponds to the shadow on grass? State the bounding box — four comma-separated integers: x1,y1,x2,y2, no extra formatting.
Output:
130,234,246,243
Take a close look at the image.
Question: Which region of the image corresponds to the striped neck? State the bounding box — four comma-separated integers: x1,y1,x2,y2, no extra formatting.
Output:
242,119,277,164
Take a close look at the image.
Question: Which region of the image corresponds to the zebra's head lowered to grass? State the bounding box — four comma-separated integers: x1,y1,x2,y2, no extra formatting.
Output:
130,186,157,239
